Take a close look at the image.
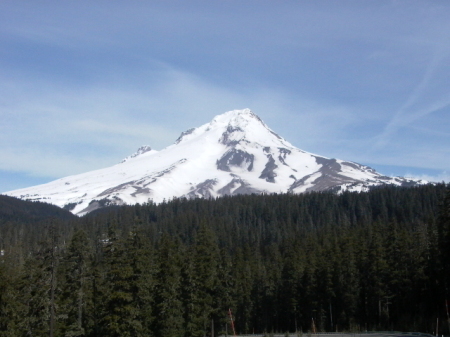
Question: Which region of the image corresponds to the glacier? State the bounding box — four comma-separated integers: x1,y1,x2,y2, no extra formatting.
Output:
4,109,427,215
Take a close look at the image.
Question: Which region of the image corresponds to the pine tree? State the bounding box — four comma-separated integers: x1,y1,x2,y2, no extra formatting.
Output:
334,231,360,330
16,255,50,336
153,234,184,337
363,222,390,329
58,229,92,337
186,222,221,337
438,186,450,334
231,246,255,334
125,227,155,336
0,256,20,336
14,224,61,337
279,239,305,333
100,226,142,337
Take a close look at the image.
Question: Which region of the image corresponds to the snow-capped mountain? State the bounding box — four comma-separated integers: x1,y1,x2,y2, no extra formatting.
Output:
5,109,427,215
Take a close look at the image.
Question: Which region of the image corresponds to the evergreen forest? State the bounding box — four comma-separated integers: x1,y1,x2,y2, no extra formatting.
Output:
1,183,450,337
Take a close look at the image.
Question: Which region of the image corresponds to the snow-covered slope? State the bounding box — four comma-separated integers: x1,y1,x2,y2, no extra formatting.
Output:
5,109,427,215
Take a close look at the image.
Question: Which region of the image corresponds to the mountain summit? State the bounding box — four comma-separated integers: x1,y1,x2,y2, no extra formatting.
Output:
5,109,426,215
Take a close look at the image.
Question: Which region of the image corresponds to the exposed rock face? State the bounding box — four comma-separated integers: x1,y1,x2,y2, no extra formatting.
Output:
219,126,245,146
186,179,218,199
303,157,355,192
217,149,254,172
217,177,261,196
5,109,429,215
259,155,278,183
175,128,195,144
121,145,153,163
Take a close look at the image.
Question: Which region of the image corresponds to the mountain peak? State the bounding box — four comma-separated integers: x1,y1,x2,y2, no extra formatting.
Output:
175,109,287,149
5,109,429,215
121,145,156,163
210,108,259,124
211,109,271,134
174,109,270,146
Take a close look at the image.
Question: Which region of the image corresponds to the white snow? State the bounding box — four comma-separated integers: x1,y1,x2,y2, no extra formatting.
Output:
4,109,428,215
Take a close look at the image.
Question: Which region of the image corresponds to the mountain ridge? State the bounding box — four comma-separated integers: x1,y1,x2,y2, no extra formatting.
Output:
4,109,427,215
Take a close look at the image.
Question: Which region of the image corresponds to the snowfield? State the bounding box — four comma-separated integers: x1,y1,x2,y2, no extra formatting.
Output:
5,109,428,215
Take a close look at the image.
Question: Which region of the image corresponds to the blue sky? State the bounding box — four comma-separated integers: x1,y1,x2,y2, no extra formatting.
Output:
1,1,449,193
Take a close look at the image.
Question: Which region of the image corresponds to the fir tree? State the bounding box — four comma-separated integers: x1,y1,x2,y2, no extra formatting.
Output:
187,222,221,337
125,227,155,336
153,234,184,337
16,255,51,336
100,226,142,337
58,229,92,337
0,257,20,336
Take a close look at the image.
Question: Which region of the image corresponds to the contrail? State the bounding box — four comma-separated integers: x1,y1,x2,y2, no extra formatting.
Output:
374,41,450,149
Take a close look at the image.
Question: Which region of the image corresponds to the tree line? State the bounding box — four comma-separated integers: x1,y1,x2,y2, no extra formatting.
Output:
0,183,449,336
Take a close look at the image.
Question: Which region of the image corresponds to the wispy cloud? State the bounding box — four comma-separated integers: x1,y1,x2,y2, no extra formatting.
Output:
0,59,374,180
374,28,450,149
405,172,450,183
1,1,449,190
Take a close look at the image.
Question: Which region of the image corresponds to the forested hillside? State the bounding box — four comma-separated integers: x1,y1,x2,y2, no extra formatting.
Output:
0,194,75,223
1,184,449,337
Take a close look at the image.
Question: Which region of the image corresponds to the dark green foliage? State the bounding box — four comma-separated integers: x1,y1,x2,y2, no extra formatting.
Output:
16,255,51,336
0,194,75,223
0,257,20,336
100,226,145,337
1,183,450,335
58,229,92,336
125,227,155,336
438,187,450,328
185,222,221,337
154,234,184,337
